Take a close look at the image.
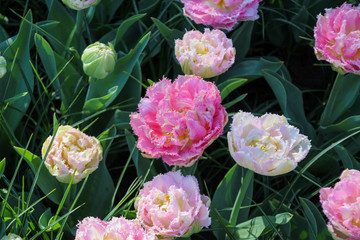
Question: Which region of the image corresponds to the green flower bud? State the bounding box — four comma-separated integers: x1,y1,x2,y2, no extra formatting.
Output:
0,56,7,79
1,234,22,240
81,42,117,79
62,0,101,10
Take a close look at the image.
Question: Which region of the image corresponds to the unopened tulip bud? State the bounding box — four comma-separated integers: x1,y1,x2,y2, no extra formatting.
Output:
81,42,117,79
0,56,7,79
1,234,22,240
62,0,101,10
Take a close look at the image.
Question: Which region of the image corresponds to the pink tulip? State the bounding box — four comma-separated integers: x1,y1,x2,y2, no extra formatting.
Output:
175,29,235,78
181,0,262,31
130,75,228,167
227,111,311,176
320,169,360,239
135,171,211,239
314,3,360,74
75,217,107,240
75,217,156,240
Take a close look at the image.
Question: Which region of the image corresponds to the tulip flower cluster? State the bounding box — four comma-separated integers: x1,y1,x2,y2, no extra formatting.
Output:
75,171,210,239
40,1,360,239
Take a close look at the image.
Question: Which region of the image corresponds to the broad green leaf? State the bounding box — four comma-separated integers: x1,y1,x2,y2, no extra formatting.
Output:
0,158,5,178
234,213,293,239
83,32,150,112
113,14,146,50
290,6,309,42
34,34,69,107
4,92,27,104
47,0,84,52
151,18,183,47
320,115,360,133
300,198,332,240
268,199,313,240
13,147,64,205
320,73,360,126
1,11,34,131
103,0,125,21
224,94,247,109
219,57,283,82
231,21,254,61
263,70,315,139
112,110,131,130
125,129,156,180
334,144,360,170
218,78,248,100
38,208,61,231
75,127,116,219
212,165,253,239
114,61,143,112
83,86,118,112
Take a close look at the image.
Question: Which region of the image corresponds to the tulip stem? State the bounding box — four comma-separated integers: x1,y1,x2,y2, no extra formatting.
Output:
229,169,254,226
62,10,83,58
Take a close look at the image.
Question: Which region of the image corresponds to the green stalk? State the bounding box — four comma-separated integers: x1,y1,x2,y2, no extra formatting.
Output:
229,169,254,226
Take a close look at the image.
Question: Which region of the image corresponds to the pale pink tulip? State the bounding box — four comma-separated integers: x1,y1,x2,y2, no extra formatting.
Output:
135,171,211,239
227,111,311,176
42,125,103,184
175,29,235,78
314,3,360,74
75,217,156,240
320,169,360,239
181,0,262,31
130,75,228,167
105,217,157,240
75,217,107,240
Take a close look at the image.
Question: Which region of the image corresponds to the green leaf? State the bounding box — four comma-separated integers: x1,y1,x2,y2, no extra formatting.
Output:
300,198,332,240
1,11,34,131
218,78,248,100
113,14,146,50
223,94,247,109
320,73,360,126
75,127,116,219
34,33,69,107
13,147,64,205
234,213,293,239
83,86,118,112
262,70,315,139
38,208,61,231
0,158,5,178
320,115,360,133
231,22,254,61
220,57,283,81
83,32,151,112
46,0,84,52
112,110,131,130
3,92,27,104
212,165,253,239
334,144,360,170
151,17,183,47
114,61,143,112
125,129,156,180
